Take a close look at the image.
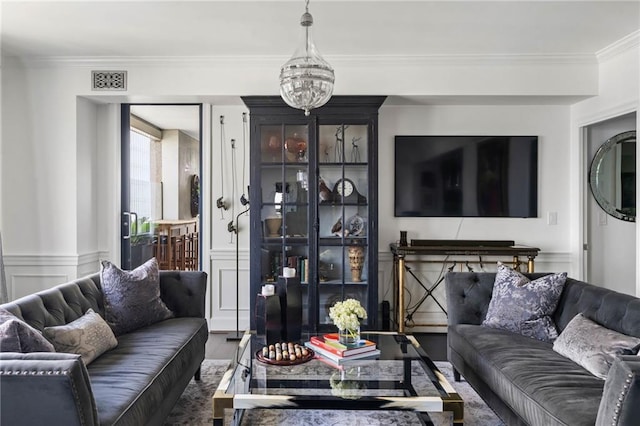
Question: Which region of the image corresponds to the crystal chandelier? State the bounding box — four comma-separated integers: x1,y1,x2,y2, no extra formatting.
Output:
279,0,335,116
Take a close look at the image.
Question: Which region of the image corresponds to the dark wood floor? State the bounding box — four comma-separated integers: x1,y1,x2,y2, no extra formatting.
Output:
205,332,448,361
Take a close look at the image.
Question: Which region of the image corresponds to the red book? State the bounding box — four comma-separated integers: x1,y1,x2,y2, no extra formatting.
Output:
309,335,377,357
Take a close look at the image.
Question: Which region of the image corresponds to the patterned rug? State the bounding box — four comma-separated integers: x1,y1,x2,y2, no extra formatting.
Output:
164,359,505,426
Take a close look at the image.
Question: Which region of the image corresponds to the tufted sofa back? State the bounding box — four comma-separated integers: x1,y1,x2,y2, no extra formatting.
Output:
0,270,208,333
1,274,103,332
445,272,640,338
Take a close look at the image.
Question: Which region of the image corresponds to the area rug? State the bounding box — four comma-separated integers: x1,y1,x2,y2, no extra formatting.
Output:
164,360,505,426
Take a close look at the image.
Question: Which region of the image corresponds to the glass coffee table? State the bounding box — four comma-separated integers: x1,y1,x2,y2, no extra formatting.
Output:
213,331,463,426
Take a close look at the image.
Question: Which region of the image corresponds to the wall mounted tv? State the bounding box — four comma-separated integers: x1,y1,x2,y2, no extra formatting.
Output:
394,135,538,218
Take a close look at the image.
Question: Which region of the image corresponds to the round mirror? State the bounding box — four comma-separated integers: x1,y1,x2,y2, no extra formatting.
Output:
589,130,636,222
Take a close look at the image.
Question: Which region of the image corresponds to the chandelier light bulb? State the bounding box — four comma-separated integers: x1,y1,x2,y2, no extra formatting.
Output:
279,1,335,116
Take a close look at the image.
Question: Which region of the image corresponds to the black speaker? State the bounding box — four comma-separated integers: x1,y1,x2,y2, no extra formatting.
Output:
276,276,302,342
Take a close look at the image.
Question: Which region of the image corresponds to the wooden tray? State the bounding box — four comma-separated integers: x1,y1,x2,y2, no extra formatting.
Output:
256,347,315,366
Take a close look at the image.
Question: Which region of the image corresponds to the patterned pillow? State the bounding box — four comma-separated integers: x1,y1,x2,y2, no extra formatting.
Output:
553,313,640,379
482,263,567,342
44,308,117,365
0,307,55,353
101,258,174,335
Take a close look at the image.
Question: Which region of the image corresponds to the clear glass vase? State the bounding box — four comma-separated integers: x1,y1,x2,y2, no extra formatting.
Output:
338,326,360,346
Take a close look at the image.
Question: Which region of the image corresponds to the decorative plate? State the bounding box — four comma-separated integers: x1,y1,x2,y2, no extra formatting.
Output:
346,214,365,236
256,347,315,366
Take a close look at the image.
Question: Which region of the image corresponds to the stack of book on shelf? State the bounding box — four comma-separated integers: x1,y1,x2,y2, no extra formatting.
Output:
305,333,380,366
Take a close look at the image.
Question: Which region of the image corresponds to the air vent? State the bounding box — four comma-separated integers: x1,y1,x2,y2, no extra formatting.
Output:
92,71,127,91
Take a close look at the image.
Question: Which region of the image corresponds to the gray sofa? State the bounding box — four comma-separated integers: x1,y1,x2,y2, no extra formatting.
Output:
0,270,208,426
446,272,640,426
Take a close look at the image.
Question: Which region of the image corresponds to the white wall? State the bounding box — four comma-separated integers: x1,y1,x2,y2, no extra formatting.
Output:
76,97,100,275
379,105,571,255
377,104,572,330
208,105,251,331
161,130,180,219
571,40,639,295
160,129,200,220
178,131,199,220
0,37,636,326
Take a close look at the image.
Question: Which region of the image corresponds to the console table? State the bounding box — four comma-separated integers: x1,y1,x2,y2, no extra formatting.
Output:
389,241,540,333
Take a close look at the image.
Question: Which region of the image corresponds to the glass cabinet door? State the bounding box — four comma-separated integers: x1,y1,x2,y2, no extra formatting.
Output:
258,123,311,324
317,124,370,328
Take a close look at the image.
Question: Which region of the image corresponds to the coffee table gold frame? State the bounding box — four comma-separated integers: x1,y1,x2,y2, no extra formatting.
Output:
213,330,464,425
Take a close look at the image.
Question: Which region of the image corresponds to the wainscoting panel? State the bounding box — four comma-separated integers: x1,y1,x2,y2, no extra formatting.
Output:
10,274,70,301
3,253,103,301
208,248,250,331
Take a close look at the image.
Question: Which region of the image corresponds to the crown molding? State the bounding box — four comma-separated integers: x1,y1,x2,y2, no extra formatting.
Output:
9,53,596,69
596,30,640,63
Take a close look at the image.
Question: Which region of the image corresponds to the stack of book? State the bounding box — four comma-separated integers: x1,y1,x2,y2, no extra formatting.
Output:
305,333,380,366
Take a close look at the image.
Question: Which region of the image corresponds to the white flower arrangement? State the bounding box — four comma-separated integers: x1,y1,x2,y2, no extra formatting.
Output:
329,298,367,331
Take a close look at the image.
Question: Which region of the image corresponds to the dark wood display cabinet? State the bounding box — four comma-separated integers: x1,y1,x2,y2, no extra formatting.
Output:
243,96,385,333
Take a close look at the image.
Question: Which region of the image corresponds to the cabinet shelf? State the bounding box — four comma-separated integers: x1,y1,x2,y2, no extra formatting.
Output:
262,237,308,245
245,95,385,334
319,162,368,167
319,280,369,286
318,237,367,246
319,201,368,207
261,162,309,167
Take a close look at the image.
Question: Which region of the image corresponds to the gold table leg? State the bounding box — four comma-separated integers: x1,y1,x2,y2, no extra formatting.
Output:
398,256,405,333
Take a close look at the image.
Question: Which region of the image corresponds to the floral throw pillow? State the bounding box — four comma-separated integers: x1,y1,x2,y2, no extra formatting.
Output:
100,258,174,335
482,263,567,342
553,313,640,379
44,308,117,365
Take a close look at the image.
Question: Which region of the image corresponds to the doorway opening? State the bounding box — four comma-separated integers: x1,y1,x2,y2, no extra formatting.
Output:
584,112,636,293
121,104,203,271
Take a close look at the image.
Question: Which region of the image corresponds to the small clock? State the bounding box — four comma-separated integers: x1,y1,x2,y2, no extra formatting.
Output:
332,178,366,204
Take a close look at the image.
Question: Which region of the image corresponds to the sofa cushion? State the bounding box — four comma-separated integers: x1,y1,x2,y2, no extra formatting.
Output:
101,258,174,335
553,313,640,379
449,324,604,426
0,307,55,353
86,317,208,425
482,263,567,342
44,308,118,365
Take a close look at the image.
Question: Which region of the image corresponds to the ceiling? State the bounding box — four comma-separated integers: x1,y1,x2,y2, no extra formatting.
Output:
3,1,639,134
130,105,201,140
2,1,638,59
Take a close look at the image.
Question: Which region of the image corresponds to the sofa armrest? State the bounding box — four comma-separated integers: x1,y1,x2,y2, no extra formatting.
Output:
596,355,640,426
159,271,208,318
445,272,496,326
0,352,98,426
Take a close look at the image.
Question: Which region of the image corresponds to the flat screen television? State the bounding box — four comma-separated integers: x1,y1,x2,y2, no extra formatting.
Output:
394,135,538,218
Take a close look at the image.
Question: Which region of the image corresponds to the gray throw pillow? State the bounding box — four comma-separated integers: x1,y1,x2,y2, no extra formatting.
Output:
482,263,567,342
0,307,55,353
44,308,118,365
553,313,640,379
101,258,174,335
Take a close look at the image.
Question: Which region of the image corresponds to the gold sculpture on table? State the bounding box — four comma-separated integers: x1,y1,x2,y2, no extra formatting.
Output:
348,246,365,282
